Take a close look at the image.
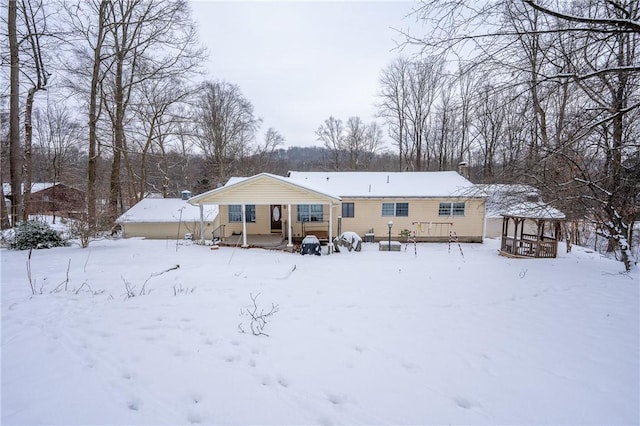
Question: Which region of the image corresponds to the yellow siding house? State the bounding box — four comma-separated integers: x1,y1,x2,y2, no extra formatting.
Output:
188,171,486,247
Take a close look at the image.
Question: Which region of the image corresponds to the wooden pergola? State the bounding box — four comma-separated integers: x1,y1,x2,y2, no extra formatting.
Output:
499,202,565,259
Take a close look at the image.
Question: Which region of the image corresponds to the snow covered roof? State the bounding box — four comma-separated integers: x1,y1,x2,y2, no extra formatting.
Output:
286,171,479,198
116,198,218,223
477,184,542,218
2,182,57,196
190,173,342,205
501,201,566,220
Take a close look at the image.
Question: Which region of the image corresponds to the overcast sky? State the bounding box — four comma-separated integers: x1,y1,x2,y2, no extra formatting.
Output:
190,1,418,149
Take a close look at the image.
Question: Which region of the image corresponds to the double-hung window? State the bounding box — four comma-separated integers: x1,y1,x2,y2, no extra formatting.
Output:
382,202,409,217
438,202,465,217
229,204,256,223
297,204,323,222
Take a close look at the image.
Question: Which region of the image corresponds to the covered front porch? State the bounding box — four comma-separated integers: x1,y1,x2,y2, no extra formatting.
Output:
188,173,342,253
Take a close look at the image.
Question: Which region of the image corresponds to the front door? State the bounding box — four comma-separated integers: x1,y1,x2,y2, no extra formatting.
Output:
270,205,282,233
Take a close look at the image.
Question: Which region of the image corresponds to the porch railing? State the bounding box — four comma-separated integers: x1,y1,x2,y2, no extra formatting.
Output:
212,224,225,242
301,220,330,241
501,236,557,258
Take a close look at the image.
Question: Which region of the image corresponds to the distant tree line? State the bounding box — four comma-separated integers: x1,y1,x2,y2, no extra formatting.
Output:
1,0,638,270
379,0,639,270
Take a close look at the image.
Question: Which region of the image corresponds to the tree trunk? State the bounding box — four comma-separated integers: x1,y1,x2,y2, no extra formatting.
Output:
0,176,10,229
8,0,22,225
88,0,109,234
23,88,35,221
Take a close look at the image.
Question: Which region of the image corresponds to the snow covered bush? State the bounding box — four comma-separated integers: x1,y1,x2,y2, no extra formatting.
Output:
66,218,91,248
9,220,69,250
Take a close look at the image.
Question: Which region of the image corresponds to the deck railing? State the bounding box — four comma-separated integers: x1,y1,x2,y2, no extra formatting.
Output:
500,236,557,258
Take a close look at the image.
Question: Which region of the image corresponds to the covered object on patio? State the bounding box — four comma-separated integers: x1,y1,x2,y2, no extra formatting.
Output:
500,201,566,258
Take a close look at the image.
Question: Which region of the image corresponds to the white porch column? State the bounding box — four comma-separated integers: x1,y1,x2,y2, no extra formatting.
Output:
199,204,204,245
287,203,293,247
328,203,333,255
241,204,248,247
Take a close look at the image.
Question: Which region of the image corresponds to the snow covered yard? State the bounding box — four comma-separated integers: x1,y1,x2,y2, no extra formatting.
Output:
1,238,638,425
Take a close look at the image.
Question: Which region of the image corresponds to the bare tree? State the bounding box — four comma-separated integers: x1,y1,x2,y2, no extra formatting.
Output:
343,116,366,170
32,103,83,184
315,116,345,170
194,80,260,184
408,0,640,270
406,56,444,171
98,0,204,221
19,0,49,221
59,0,112,233
378,56,444,171
378,57,410,171
8,0,22,225
362,121,385,169
254,127,285,170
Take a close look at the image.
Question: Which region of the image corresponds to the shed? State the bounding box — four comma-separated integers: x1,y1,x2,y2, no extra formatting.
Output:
116,197,219,240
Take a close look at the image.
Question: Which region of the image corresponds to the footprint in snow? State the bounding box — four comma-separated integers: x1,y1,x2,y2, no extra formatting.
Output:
277,375,290,388
190,392,203,404
260,375,274,386
453,396,474,410
224,354,240,363
318,416,334,426
187,411,202,424
326,393,348,406
401,361,417,370
127,398,143,411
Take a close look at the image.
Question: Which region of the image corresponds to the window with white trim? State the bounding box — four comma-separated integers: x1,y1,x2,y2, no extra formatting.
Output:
382,202,409,217
297,204,323,222
229,204,256,222
438,202,465,217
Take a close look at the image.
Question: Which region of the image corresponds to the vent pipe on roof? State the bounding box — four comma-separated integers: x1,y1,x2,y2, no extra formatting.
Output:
369,184,371,193
387,175,389,183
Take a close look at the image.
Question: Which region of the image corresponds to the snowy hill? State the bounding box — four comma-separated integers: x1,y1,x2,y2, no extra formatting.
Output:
1,238,638,424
